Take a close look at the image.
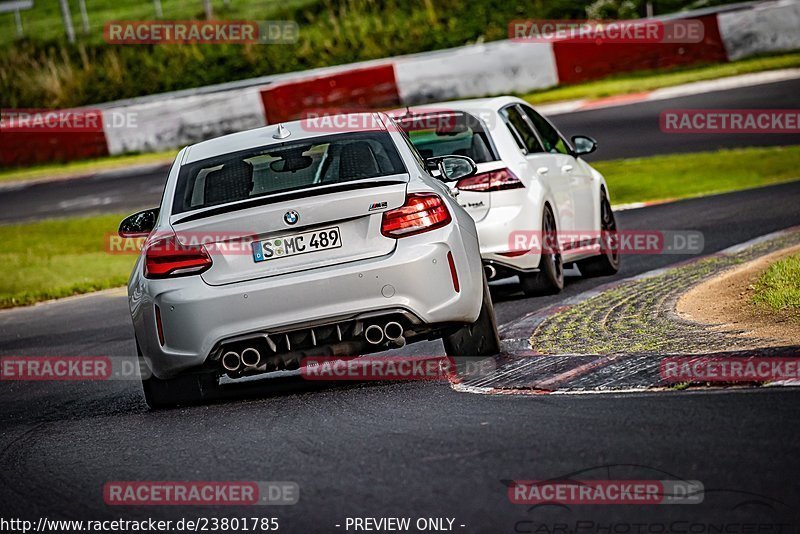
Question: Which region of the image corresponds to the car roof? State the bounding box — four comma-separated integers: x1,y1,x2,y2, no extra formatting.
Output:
391,96,525,118
183,112,390,163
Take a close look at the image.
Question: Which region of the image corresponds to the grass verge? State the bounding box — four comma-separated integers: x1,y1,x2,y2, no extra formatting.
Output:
2,145,799,309
522,52,800,105
0,214,135,309
0,151,177,184
596,145,800,206
752,253,800,318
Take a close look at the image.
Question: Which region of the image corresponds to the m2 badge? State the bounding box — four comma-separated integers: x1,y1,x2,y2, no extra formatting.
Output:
368,201,388,211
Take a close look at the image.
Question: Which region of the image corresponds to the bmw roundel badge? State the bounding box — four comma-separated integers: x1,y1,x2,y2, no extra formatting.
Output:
284,210,299,225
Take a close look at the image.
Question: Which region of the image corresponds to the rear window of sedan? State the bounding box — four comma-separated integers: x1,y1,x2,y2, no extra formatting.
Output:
172,131,406,214
397,112,499,164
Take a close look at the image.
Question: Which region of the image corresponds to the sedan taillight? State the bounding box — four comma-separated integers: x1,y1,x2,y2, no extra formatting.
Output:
381,193,452,238
144,236,212,279
456,168,524,192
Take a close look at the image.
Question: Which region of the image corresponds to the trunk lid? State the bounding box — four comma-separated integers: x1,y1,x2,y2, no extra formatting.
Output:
169,178,408,286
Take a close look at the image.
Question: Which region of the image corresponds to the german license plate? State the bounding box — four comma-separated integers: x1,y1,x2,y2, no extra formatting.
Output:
252,227,342,262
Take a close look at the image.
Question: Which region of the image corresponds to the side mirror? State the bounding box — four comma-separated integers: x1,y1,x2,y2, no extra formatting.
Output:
571,135,597,156
119,208,159,238
427,155,478,182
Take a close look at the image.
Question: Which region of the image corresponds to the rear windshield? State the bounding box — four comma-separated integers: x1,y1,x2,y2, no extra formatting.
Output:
172,131,406,214
397,112,499,164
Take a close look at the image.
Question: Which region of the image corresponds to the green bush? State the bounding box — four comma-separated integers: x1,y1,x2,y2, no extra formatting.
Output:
0,0,747,109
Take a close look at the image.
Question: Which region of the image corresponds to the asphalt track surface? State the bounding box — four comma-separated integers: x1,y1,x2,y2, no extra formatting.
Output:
1,78,799,224
1,79,800,530
2,180,800,530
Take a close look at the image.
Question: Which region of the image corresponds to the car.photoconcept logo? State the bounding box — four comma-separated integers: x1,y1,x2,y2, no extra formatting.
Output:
284,210,299,225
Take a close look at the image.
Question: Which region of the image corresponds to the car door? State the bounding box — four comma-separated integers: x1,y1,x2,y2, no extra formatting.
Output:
521,105,597,238
500,104,575,235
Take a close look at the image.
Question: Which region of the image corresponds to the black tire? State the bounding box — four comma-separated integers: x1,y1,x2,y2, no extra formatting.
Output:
519,205,564,296
138,343,216,409
577,191,620,277
443,275,501,378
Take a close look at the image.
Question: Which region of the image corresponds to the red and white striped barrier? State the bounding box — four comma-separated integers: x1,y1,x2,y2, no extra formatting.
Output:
104,86,266,155
718,0,800,60
550,14,728,84
260,64,401,124
3,0,798,166
394,40,558,105
0,128,109,167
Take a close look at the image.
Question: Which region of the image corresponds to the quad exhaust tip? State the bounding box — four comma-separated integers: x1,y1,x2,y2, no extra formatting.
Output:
365,322,405,347
484,264,497,280
384,322,404,341
222,351,241,372
365,324,385,345
241,347,261,367
225,321,407,369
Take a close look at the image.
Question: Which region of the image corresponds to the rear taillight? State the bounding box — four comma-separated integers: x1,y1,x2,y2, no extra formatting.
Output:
456,168,524,192
381,193,452,238
144,236,212,279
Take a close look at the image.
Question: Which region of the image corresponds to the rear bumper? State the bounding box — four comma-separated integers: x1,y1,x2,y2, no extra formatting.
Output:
474,199,542,272
130,223,482,378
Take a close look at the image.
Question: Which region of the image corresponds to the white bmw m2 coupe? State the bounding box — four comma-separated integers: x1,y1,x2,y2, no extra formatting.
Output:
396,96,620,296
119,113,499,408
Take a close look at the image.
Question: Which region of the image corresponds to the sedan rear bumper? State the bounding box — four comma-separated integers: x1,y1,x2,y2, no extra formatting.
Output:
130,223,482,378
